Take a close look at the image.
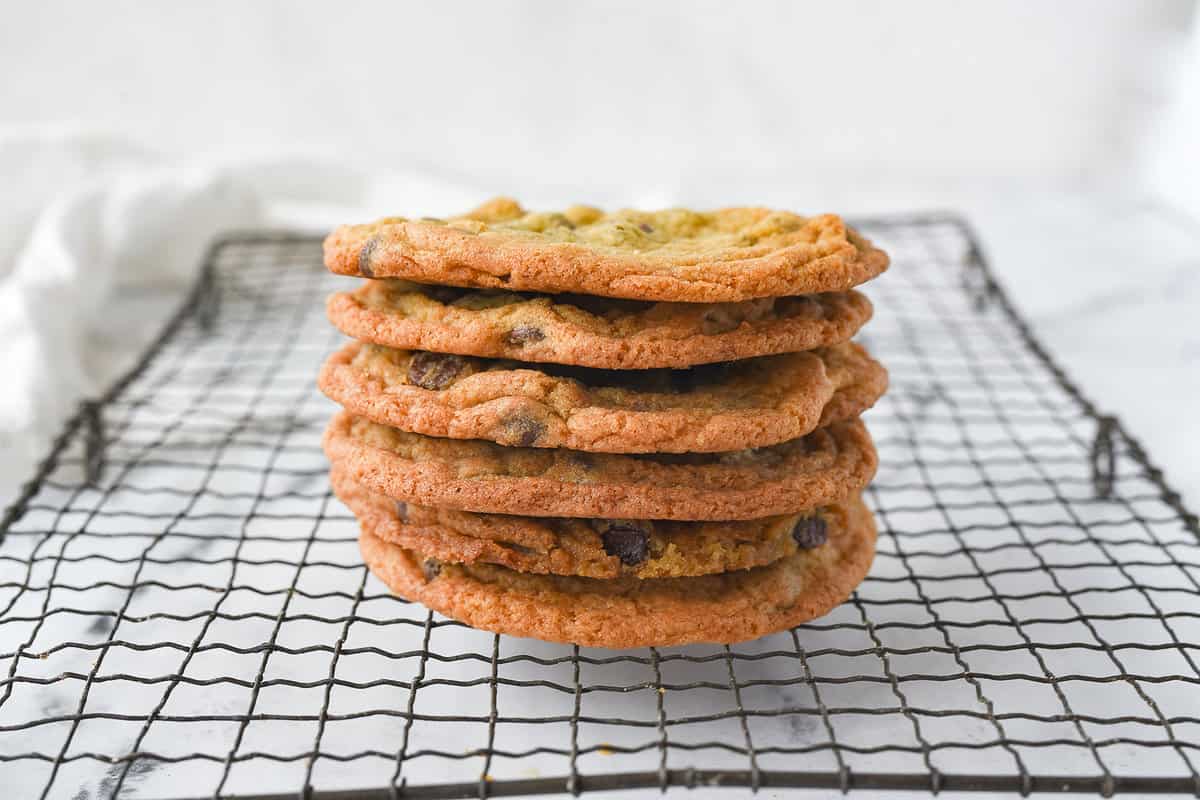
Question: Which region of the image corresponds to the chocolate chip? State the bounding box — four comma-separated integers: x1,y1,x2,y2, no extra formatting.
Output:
359,237,379,278
791,517,828,549
503,325,545,346
421,558,442,581
599,523,650,565
394,500,408,522
502,415,545,447
638,222,654,233
407,351,466,389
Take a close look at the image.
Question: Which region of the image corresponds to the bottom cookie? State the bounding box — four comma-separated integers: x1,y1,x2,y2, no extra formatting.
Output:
357,494,877,648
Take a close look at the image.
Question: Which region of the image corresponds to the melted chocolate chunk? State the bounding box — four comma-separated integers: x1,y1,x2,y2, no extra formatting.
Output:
502,415,546,447
395,500,409,522
503,325,545,346
638,222,654,233
599,523,650,566
407,352,466,390
421,558,442,581
791,516,828,549
359,237,379,278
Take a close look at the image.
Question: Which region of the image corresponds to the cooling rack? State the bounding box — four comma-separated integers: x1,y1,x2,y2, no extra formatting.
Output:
1,216,1198,800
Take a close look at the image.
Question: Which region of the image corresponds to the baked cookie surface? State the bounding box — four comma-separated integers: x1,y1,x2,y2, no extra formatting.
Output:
318,340,887,453
323,412,877,520
327,279,873,369
357,491,877,647
332,466,844,579
324,197,888,303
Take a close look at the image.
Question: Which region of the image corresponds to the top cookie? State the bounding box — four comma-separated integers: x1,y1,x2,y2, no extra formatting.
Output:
324,197,889,303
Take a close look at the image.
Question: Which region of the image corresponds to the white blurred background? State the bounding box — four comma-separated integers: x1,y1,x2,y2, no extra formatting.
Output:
1,0,1198,503
0,1,1193,196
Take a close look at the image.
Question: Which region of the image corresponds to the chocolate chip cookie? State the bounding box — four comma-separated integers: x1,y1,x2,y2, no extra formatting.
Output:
323,411,877,520
319,340,886,452
332,465,844,579
324,197,889,303
327,279,873,369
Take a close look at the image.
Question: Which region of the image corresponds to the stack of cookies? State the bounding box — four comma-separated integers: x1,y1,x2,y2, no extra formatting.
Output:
319,198,888,648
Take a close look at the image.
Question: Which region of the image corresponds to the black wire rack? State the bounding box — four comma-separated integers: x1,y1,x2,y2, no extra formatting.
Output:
1,216,1198,800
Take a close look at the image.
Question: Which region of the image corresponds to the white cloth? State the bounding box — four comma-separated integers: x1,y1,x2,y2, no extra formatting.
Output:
0,134,488,502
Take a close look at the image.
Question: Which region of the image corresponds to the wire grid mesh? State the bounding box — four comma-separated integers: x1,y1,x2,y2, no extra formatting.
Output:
1,217,1198,800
